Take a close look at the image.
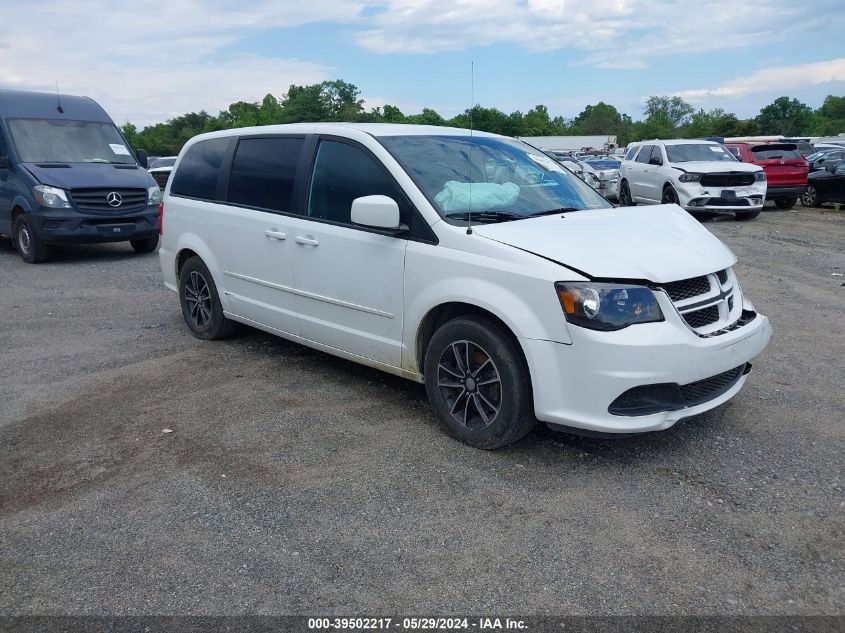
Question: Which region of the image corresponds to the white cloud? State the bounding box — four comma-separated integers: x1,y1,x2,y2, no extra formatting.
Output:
0,0,362,126
674,59,845,101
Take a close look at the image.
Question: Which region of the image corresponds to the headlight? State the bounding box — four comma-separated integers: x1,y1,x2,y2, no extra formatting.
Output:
32,185,71,209
754,171,767,182
555,282,664,331
678,173,702,183
148,185,162,205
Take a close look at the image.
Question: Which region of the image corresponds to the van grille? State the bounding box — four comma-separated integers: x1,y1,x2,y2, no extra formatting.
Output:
679,365,747,407
699,173,755,187
658,269,745,336
70,188,147,212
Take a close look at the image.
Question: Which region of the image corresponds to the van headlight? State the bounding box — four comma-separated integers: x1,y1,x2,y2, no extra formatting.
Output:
148,185,162,205
32,185,71,209
555,282,664,331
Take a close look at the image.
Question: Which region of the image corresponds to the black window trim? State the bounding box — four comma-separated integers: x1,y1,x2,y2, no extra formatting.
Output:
223,133,308,215
298,134,438,244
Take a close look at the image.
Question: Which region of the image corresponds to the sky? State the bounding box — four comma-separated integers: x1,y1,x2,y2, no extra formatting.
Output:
1,0,844,128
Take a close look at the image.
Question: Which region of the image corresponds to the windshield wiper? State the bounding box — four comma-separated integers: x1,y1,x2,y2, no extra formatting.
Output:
444,210,524,223
526,207,583,217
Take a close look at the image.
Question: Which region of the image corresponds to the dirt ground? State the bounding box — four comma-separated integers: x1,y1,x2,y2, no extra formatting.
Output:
0,206,843,615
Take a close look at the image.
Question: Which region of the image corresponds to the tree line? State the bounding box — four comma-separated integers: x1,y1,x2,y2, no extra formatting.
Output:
120,79,845,156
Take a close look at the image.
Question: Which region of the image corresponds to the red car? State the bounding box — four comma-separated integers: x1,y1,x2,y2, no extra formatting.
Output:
724,142,808,209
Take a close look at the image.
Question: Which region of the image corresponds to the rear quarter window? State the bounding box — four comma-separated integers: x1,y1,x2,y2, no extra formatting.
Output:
624,146,638,160
170,137,232,200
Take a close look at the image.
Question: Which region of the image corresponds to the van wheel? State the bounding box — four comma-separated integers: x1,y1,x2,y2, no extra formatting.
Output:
424,317,535,449
735,210,761,221
661,185,679,205
131,235,159,253
618,180,635,206
178,256,234,340
14,215,50,264
774,197,797,210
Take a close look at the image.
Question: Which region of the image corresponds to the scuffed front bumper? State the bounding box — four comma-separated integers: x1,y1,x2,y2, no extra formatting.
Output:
676,180,766,212
521,310,772,434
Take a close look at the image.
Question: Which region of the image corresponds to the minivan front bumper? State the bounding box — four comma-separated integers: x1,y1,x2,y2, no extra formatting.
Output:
29,206,159,244
520,311,772,434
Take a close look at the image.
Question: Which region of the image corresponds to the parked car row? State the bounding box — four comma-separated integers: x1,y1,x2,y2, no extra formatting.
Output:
724,142,807,210
618,140,766,220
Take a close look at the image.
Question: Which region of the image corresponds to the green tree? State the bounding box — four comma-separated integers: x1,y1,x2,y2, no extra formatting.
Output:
644,96,694,133
572,102,621,135
756,97,813,136
120,122,139,148
810,95,845,135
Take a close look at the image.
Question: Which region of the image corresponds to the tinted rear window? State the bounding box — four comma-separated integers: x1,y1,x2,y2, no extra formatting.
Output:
751,145,802,160
227,137,304,212
170,138,231,200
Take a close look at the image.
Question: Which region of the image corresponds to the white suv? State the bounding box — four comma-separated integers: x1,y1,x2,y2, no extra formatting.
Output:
618,140,766,220
158,124,772,448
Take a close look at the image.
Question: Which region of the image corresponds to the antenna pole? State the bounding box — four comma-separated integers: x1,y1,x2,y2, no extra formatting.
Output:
55,81,64,114
467,61,474,235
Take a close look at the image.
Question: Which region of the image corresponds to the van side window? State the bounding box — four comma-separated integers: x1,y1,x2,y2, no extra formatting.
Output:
635,145,654,164
170,138,230,201
307,140,407,225
227,137,303,212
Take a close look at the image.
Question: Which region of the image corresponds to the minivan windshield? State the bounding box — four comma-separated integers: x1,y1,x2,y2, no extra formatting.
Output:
378,135,612,223
6,118,137,164
665,143,736,163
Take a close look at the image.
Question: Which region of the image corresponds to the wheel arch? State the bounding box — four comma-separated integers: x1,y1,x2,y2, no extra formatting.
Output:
415,301,528,376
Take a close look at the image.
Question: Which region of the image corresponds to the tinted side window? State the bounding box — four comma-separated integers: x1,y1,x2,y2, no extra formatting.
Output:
624,146,638,160
227,137,303,212
307,140,406,225
0,125,7,157
170,138,230,200
635,145,654,164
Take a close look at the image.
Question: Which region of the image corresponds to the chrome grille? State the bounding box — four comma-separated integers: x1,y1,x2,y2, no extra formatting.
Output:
70,188,147,212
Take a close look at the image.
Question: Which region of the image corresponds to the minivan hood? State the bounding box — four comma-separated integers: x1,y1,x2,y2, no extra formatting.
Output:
473,204,736,283
669,161,761,174
23,162,153,190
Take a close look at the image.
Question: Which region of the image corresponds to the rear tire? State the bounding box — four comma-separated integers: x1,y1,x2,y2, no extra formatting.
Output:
131,234,159,253
774,197,798,210
424,317,535,449
13,215,50,263
735,209,761,221
178,256,235,340
618,180,635,206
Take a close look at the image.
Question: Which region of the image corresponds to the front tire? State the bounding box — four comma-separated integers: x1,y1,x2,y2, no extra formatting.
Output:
14,215,50,263
178,256,235,340
131,234,159,253
774,197,798,210
424,317,535,449
802,186,820,208
618,180,635,206
735,209,761,221
661,185,679,205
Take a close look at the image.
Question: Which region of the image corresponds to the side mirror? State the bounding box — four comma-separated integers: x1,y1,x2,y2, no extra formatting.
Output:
0,155,11,170
135,149,148,169
648,156,663,166
351,195,403,231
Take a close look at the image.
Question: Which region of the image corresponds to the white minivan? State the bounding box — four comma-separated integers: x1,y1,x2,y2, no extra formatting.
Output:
159,124,772,448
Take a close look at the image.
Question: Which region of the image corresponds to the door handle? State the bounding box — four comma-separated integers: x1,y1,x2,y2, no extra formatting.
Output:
265,229,287,240
295,235,319,246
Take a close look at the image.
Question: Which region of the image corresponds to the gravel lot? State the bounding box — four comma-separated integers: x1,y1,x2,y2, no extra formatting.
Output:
1,207,843,616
